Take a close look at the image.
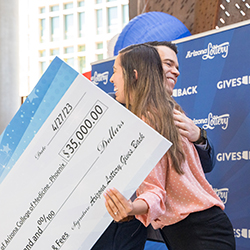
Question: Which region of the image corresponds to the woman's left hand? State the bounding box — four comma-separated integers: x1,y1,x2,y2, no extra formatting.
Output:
104,188,133,222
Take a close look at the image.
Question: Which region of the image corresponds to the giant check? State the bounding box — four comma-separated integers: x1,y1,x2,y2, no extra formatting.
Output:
0,57,172,250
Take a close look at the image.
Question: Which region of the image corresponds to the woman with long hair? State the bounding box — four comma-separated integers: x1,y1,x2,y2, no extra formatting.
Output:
104,44,235,250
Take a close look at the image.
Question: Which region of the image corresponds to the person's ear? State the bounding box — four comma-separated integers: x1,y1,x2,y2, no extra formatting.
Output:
134,69,138,79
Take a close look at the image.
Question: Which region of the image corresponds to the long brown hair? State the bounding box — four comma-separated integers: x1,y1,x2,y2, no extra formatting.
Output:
119,44,185,174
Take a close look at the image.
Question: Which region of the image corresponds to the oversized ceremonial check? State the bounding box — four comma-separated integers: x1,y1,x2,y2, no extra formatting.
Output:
0,57,172,250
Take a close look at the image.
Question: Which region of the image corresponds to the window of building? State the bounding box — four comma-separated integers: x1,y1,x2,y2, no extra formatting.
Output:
64,14,74,39
50,5,59,12
122,4,129,26
40,7,45,14
40,18,46,43
97,54,103,60
40,61,47,75
39,50,46,57
78,56,86,73
96,0,102,3
64,58,74,67
107,0,116,2
96,9,103,34
64,46,74,53
78,45,86,51
64,3,73,9
78,1,85,7
79,12,85,37
107,7,118,33
51,16,60,41
50,48,60,55
96,42,103,49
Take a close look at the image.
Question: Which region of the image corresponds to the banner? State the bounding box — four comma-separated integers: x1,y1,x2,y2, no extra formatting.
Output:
0,57,172,250
175,21,250,250
91,20,250,250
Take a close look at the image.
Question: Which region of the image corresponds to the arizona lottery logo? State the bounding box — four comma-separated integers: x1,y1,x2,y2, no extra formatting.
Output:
185,42,229,60
213,188,229,204
193,112,230,130
91,71,109,85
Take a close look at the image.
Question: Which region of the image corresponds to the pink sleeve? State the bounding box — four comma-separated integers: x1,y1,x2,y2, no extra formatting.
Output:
135,157,168,227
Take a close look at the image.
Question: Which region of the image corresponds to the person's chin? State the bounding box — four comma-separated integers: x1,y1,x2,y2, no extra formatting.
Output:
165,85,173,96
115,95,121,102
170,87,175,95
116,97,125,105
169,82,175,92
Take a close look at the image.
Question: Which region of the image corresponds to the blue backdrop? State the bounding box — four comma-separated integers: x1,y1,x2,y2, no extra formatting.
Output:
91,21,250,250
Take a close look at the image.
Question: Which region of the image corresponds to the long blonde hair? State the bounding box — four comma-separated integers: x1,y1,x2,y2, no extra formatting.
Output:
119,44,185,174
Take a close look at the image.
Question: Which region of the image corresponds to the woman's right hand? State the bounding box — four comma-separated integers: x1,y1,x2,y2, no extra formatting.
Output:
104,188,133,222
104,188,149,222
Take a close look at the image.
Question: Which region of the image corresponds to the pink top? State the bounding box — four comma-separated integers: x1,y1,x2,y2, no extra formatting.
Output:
135,136,224,229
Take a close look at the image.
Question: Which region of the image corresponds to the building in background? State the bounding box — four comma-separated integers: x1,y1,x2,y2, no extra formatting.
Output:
129,0,250,34
18,0,250,99
19,0,129,98
0,0,19,134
